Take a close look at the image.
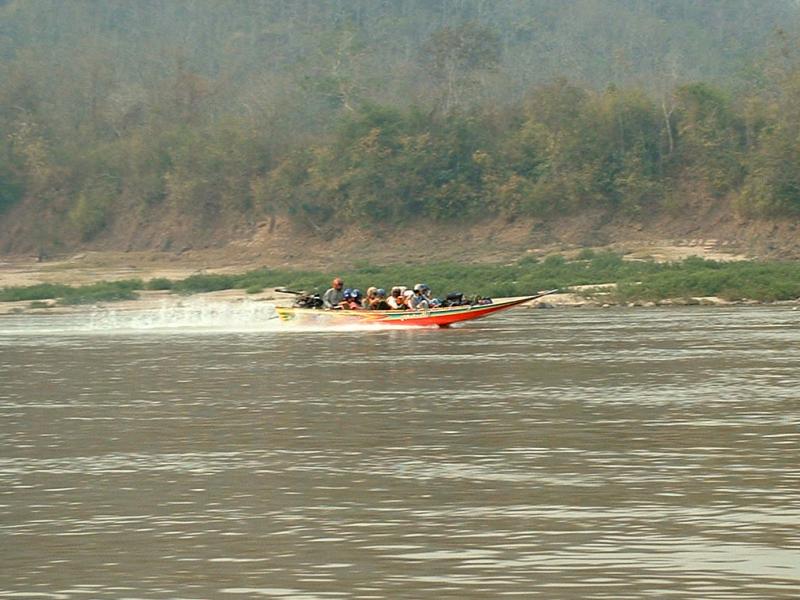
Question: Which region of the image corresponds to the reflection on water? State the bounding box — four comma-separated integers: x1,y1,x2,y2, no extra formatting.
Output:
0,305,798,599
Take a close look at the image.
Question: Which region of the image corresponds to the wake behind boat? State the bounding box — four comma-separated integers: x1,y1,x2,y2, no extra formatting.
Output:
275,291,557,328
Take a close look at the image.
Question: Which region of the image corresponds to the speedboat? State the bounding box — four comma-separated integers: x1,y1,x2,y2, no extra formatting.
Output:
275,292,556,328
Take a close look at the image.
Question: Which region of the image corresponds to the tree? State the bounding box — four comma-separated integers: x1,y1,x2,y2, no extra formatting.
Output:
673,82,744,194
421,22,501,114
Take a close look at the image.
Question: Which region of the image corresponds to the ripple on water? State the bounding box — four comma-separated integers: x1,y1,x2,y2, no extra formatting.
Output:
0,307,798,598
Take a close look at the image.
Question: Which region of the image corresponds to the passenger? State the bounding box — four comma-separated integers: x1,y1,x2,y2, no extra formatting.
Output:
386,286,404,309
425,285,441,307
421,283,433,302
339,288,354,309
369,288,392,310
409,283,431,310
323,277,345,309
403,289,414,308
346,288,365,310
365,287,378,307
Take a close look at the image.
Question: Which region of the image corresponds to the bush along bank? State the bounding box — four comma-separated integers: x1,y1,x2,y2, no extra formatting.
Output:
2,255,800,308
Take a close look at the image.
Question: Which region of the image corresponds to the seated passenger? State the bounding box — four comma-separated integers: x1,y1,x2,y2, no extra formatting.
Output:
421,283,433,303
364,287,378,307
346,288,364,310
369,288,391,310
403,289,414,308
409,283,431,310
386,286,404,309
339,288,354,309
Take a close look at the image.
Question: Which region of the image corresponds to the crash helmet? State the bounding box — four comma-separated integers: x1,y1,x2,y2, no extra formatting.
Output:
376,288,386,297
413,283,429,293
352,289,362,300
343,288,353,299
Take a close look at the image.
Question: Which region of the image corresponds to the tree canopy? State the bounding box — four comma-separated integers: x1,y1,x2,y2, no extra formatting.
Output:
1,0,799,249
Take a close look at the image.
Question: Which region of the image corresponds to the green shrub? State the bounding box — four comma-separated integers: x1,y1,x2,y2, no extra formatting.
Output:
59,280,141,305
145,277,173,290
1,279,144,305
0,283,72,302
172,273,237,293
69,180,118,240
4,258,799,307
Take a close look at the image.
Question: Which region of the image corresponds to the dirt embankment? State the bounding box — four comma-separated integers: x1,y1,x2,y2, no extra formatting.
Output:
0,224,753,289
3,188,800,268
0,201,798,297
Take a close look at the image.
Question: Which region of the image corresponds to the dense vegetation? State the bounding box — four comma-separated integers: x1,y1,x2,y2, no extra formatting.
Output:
3,255,800,305
1,1,800,249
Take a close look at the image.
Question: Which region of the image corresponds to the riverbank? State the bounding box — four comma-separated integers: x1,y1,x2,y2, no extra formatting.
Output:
2,250,799,316
6,287,797,319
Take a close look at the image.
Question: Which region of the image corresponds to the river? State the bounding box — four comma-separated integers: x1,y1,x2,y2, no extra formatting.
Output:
1,303,798,599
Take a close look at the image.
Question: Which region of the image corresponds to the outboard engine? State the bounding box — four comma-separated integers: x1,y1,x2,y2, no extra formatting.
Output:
294,293,323,309
440,292,464,307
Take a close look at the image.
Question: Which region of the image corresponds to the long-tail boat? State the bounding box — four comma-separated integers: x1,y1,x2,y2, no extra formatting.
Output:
275,291,557,328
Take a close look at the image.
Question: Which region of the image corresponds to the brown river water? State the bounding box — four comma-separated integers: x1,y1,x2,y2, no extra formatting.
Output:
1,303,798,599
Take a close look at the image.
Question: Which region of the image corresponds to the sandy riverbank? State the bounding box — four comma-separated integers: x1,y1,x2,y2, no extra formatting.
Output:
0,235,752,288
1,283,761,318
1,248,794,317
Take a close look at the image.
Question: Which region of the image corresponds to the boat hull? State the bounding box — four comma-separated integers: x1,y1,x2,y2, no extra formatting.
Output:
275,296,537,327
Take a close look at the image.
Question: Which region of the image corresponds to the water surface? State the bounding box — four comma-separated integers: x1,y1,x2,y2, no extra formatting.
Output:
1,304,798,598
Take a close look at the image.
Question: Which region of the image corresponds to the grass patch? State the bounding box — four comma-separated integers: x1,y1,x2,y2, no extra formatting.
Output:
145,277,173,291
171,273,238,294
58,279,142,305
0,283,72,302
615,258,800,302
2,256,799,305
0,279,141,305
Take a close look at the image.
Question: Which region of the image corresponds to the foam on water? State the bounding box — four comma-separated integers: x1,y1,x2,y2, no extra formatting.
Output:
84,298,282,333
0,298,423,337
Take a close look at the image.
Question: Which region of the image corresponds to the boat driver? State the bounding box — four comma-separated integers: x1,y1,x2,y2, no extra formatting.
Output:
323,277,345,309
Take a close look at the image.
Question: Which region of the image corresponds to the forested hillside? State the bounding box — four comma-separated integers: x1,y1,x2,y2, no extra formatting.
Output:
1,0,799,255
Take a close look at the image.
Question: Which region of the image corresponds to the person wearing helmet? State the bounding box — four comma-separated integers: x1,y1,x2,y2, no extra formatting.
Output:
368,288,391,310
409,283,431,309
386,286,405,309
338,288,353,309
403,288,414,307
323,277,345,309
365,286,378,307
345,288,364,310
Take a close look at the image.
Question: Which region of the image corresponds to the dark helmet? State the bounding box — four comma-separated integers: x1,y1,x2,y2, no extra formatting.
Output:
352,288,362,299
376,288,386,297
343,288,353,299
